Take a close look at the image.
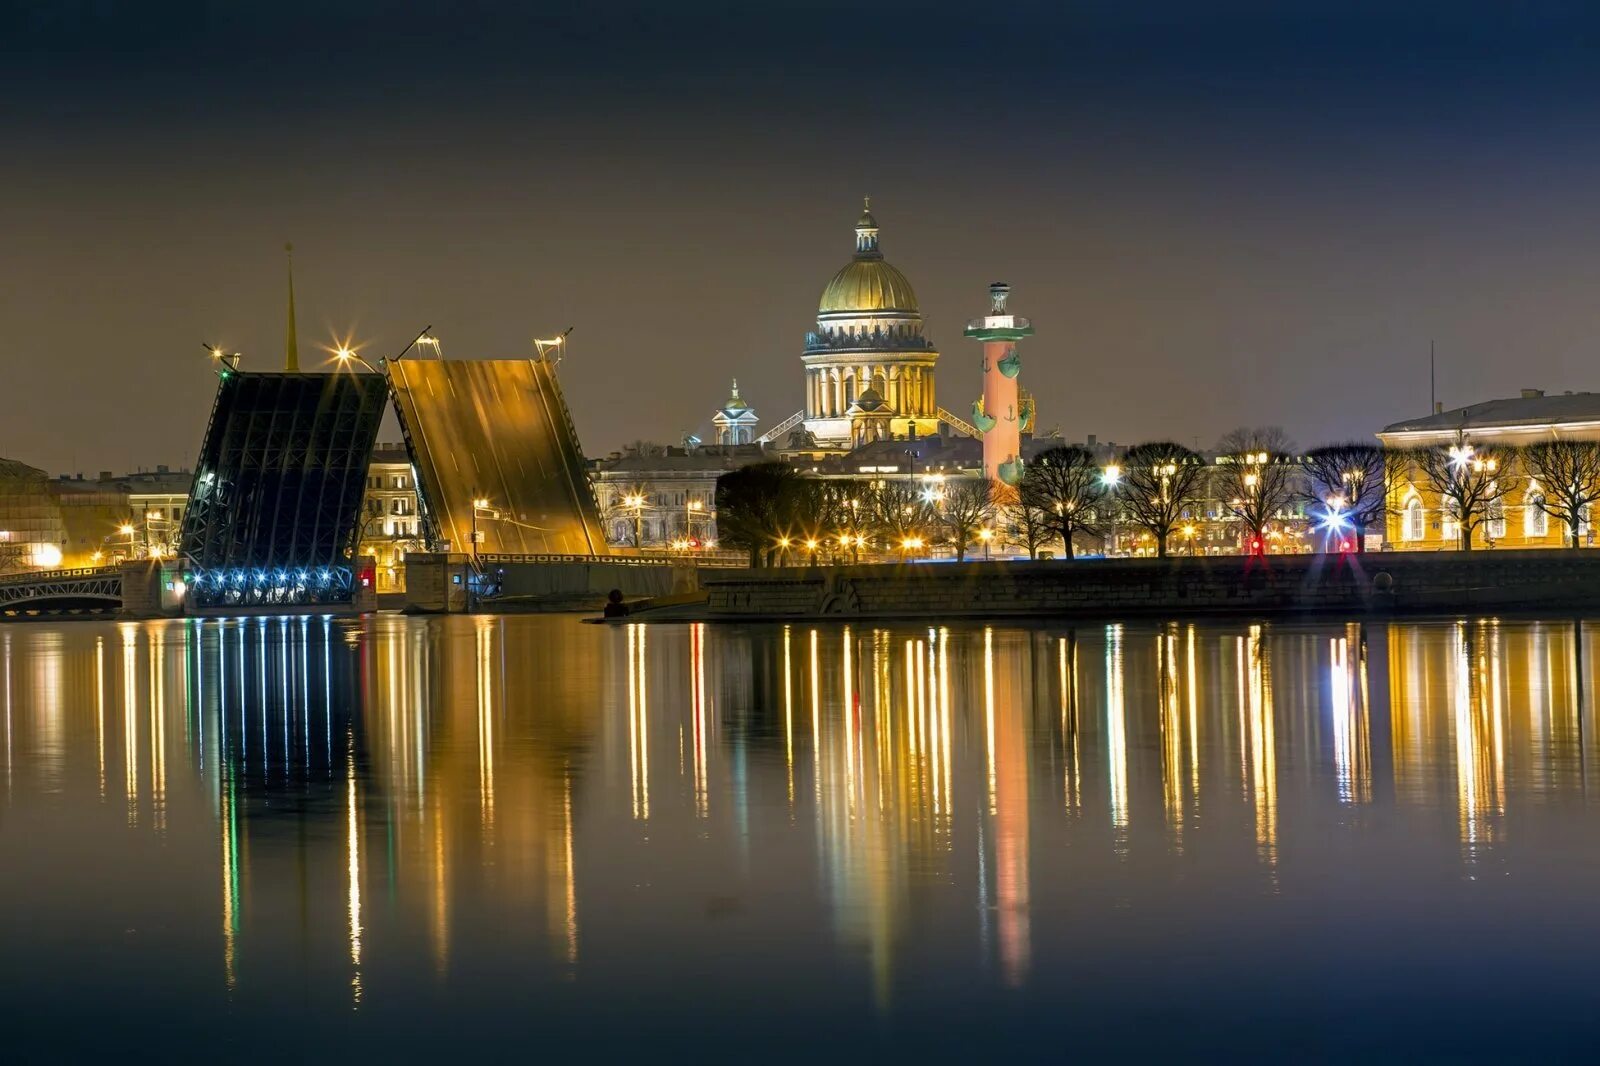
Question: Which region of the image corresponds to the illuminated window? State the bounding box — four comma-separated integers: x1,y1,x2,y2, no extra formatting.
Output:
1525,494,1548,538
1404,497,1425,541
1487,498,1506,540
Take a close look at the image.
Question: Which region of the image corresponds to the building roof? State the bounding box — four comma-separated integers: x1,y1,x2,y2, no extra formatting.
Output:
819,258,920,317
1379,390,1600,434
0,458,50,482
595,443,771,475
369,443,411,464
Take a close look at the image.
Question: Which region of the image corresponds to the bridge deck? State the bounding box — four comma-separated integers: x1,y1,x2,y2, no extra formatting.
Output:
388,359,606,557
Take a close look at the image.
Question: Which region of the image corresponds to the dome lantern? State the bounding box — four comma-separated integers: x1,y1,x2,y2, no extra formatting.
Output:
855,196,880,257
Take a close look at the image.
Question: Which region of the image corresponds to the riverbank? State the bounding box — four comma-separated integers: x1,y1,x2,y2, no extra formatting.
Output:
631,549,1600,622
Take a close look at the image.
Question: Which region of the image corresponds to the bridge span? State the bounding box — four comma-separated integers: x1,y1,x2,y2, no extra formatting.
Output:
0,566,125,616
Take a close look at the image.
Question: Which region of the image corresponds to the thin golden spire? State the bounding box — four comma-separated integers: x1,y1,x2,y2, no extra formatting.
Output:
284,242,299,372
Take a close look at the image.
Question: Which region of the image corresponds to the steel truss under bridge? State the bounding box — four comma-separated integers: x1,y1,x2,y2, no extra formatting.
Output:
0,566,123,613
179,371,387,608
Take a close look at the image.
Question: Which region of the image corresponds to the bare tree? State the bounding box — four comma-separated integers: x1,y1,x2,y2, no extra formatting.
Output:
1214,427,1298,555
864,479,935,552
1003,492,1053,560
1301,442,1391,552
1020,445,1108,559
1118,442,1209,558
1522,439,1600,547
1414,435,1512,551
623,440,671,458
936,478,996,561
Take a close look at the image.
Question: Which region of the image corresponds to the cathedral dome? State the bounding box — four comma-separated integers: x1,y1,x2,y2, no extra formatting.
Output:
817,198,920,318
819,259,919,317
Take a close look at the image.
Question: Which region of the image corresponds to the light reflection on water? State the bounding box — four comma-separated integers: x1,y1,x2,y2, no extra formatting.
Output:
1,613,1599,1057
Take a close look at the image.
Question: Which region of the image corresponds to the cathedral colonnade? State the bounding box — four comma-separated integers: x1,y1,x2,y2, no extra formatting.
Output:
805,364,934,419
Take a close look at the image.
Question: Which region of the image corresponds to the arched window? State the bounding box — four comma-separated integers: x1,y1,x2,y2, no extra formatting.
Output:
1404,497,1425,541
1525,493,1548,538
1487,497,1507,540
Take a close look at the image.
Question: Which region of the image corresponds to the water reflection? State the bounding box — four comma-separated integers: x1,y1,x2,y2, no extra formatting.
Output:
4,614,1600,1052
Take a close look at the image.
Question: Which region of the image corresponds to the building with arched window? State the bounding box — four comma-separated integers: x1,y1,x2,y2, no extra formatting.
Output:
1379,389,1600,549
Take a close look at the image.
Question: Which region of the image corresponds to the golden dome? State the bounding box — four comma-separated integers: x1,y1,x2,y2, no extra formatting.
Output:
819,257,919,316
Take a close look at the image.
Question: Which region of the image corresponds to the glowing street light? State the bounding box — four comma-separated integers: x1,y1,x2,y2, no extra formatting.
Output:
470,495,496,563
623,493,646,549
978,526,994,560
334,346,380,374
685,497,704,543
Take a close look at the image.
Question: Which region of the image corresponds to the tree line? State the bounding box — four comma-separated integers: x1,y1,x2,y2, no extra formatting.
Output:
712,431,1600,565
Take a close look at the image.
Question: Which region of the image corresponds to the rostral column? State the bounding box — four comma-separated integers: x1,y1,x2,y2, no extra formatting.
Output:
964,282,1035,486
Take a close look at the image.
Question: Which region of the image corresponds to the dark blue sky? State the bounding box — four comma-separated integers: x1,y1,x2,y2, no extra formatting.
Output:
7,1,1600,469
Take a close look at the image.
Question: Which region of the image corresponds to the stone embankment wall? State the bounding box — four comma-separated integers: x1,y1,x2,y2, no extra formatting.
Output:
698,550,1600,621
405,553,700,613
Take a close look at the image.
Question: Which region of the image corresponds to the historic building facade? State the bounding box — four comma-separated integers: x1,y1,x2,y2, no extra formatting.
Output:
590,444,767,550
357,443,423,592
796,201,942,449
1377,390,1600,550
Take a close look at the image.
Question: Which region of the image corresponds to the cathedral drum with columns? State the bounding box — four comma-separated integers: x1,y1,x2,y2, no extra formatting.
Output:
799,200,941,448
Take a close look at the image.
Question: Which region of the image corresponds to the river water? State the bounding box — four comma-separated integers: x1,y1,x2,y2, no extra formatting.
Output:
1,614,1597,1059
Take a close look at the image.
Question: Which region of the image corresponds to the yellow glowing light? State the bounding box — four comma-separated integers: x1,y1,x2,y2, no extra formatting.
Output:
32,544,62,568
978,528,994,541
805,538,819,551
118,524,136,536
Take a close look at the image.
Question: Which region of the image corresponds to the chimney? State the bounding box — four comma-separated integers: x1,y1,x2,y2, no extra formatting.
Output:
98,470,113,481
1434,402,1443,415
1521,388,1545,399
1086,433,1098,448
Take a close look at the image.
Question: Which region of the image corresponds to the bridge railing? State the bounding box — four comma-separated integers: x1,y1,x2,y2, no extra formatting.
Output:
412,552,745,569
0,565,123,588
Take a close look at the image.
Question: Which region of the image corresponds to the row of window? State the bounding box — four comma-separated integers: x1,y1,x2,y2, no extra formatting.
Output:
604,490,710,509
1399,496,1588,541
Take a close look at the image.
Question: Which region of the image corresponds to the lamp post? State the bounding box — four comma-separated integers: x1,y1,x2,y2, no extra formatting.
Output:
1158,461,1177,556
624,493,646,550
1102,464,1121,555
118,522,137,562
686,498,703,549
470,496,495,564
978,526,993,561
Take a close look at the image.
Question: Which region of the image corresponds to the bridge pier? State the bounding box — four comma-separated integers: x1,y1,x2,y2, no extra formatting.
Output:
118,561,183,618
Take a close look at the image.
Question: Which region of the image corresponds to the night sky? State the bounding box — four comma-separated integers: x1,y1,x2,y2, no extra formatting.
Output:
8,1,1600,472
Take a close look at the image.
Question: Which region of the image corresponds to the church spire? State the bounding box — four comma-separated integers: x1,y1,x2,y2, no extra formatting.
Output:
284,242,300,372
